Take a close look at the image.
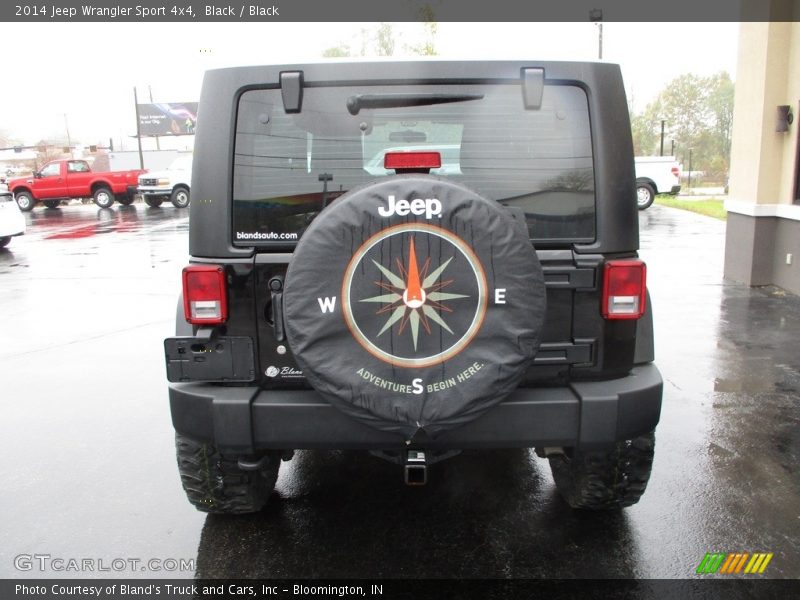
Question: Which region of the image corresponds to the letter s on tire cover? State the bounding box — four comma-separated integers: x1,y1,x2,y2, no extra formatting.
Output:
283,176,546,438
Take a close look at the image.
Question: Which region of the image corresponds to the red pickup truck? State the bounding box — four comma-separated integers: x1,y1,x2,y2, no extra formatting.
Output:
8,159,146,211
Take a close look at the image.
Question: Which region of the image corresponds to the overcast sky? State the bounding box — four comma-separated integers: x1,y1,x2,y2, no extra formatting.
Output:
0,22,739,150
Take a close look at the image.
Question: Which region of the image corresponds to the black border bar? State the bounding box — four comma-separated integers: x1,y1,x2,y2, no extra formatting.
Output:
1,0,799,23
3,578,800,600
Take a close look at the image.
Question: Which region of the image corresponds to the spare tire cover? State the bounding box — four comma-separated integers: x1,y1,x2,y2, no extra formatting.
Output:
283,175,546,439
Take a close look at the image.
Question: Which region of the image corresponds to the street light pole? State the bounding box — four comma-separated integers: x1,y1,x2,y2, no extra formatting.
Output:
597,23,603,60
589,9,603,60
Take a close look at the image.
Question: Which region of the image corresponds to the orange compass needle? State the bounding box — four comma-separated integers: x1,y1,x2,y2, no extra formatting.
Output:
406,237,423,303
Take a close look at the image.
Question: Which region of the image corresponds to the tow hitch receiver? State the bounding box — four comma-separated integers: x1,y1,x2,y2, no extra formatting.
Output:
404,450,428,486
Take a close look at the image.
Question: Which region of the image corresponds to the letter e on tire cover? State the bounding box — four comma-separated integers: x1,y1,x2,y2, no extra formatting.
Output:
283,176,546,438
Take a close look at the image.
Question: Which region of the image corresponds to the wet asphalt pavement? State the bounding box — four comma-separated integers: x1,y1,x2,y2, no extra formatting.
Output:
1,202,798,581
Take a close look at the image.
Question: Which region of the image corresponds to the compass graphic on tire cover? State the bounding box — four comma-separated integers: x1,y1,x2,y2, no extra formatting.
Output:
342,223,488,368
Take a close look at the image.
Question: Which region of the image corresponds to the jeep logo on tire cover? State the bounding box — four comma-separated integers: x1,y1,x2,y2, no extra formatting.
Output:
282,176,546,437
377,195,442,219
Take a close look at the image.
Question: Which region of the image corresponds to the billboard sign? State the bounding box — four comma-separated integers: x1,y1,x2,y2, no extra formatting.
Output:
138,102,198,136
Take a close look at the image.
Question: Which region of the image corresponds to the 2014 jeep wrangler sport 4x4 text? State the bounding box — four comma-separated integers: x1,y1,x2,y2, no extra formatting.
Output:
164,61,662,513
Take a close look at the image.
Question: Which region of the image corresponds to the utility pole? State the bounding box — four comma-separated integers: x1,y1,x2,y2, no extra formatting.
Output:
133,87,145,170
64,113,72,156
660,120,665,156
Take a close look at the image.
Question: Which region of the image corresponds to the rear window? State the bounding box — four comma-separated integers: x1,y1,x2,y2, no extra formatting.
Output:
233,82,594,246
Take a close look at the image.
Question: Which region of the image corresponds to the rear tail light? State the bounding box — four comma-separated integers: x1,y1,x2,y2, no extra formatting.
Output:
384,151,442,171
182,265,228,324
602,260,646,320
671,166,680,178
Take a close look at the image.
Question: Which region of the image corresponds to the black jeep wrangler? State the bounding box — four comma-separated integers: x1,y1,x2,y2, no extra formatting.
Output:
165,61,662,513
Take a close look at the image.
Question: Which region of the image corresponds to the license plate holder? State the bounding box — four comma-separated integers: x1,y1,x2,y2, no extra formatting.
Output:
164,336,255,383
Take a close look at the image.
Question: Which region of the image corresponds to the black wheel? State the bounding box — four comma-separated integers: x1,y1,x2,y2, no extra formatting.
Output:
144,197,164,208
117,194,135,206
15,191,35,211
0,237,10,248
170,186,190,208
636,182,656,210
548,431,655,510
92,187,115,209
175,433,280,514
43,200,61,209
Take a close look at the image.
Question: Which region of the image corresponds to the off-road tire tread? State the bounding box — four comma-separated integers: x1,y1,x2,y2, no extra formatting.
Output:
175,433,279,514
548,431,655,510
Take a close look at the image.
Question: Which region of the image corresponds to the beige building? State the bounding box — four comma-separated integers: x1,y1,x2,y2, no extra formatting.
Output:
725,12,800,294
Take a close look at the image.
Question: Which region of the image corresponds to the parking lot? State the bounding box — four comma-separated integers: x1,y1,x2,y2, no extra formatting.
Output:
1,202,798,581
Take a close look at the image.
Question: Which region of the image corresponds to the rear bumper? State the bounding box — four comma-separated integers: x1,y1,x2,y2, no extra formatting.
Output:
169,364,662,454
669,185,681,194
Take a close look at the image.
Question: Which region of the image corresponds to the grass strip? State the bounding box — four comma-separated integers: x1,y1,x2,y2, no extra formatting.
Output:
655,196,727,220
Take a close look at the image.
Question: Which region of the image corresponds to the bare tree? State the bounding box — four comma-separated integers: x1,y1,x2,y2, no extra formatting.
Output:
322,21,438,58
375,23,395,56
408,6,438,56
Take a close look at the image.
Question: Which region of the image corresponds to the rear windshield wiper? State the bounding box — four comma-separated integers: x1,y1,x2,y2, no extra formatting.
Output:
346,93,484,115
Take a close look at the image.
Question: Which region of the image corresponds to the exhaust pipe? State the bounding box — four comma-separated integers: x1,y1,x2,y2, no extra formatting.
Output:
404,450,427,486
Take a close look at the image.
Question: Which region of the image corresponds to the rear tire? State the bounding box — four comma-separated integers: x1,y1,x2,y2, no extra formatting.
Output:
548,431,655,510
92,187,115,209
145,197,164,208
0,237,10,248
636,182,656,210
15,191,35,211
170,186,190,208
43,200,61,209
175,433,280,514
